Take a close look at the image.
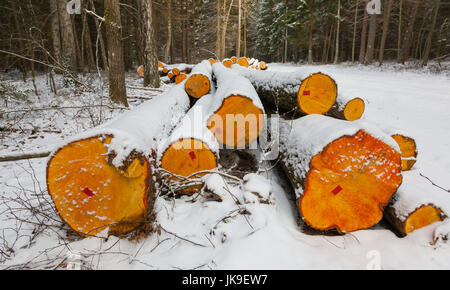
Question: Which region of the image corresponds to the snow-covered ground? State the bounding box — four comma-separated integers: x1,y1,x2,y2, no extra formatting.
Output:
0,62,449,269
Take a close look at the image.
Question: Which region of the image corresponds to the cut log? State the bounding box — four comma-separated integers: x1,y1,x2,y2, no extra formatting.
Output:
298,72,338,115
158,93,219,194
279,115,403,233
383,171,448,237
172,67,180,76
184,60,212,99
137,65,144,78
175,73,187,84
222,58,233,68
157,61,165,68
232,66,351,119
236,57,249,67
378,125,418,171
47,84,190,237
159,67,169,76
259,61,267,70
208,63,265,148
326,95,366,121
230,56,237,63
208,58,218,65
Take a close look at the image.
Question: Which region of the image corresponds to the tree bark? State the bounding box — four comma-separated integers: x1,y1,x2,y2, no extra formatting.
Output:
164,0,172,63
88,0,108,71
397,0,403,62
379,0,393,65
422,0,440,66
57,0,77,71
216,0,222,59
333,0,341,64
236,0,241,58
351,0,359,62
359,0,369,63
105,0,128,106
243,0,247,56
399,0,421,63
308,0,314,64
49,0,62,66
139,0,160,88
364,13,377,64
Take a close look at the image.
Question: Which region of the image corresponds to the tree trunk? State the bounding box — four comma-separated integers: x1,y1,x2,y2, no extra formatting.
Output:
279,115,403,233
88,0,108,71
422,0,441,66
105,0,128,106
379,0,393,65
364,13,377,64
49,0,62,66
216,0,222,59
57,0,77,71
308,0,314,64
221,0,234,59
359,0,369,63
139,0,160,88
397,0,403,62
243,0,247,56
164,0,172,63
399,0,421,63
351,0,359,62
236,0,241,58
81,0,96,71
333,0,341,64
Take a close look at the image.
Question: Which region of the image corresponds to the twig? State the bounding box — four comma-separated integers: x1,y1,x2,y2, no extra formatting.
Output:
160,226,207,248
0,151,50,162
420,172,450,193
126,86,163,92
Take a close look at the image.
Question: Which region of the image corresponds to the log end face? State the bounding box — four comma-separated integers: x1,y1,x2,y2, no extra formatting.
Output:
300,130,402,233
175,74,187,84
344,97,365,121
237,57,249,67
404,205,445,234
391,134,418,171
137,65,144,78
207,96,264,148
47,136,150,237
160,139,217,194
185,74,210,98
297,73,338,115
222,59,233,68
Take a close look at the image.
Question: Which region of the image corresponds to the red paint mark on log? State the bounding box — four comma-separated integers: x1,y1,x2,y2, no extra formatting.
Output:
83,187,94,197
332,185,343,195
303,91,311,95
189,151,196,160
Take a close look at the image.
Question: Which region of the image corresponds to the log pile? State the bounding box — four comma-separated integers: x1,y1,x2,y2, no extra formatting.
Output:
47,58,443,240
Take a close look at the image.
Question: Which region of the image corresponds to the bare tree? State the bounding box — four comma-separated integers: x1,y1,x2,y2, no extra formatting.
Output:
236,0,241,58
364,12,377,64
49,0,62,66
359,0,369,63
333,0,341,64
422,0,441,66
308,0,314,64
164,0,172,63
351,0,359,62
399,0,422,63
57,0,77,71
379,0,393,65
105,0,128,106
139,0,160,87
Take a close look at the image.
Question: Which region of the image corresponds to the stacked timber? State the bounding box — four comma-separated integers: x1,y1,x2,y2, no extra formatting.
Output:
46,85,190,237
279,115,403,233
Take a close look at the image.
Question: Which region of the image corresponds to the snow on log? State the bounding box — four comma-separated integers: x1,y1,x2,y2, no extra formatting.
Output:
158,93,220,194
326,94,366,121
377,125,418,171
208,58,218,65
209,63,265,148
279,115,403,233
184,60,212,99
383,171,448,237
46,85,190,237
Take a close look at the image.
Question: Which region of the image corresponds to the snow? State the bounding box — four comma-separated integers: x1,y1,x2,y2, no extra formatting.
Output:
1,62,450,269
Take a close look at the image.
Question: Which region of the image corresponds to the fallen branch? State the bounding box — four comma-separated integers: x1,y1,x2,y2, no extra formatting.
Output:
0,151,51,162
126,86,163,92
